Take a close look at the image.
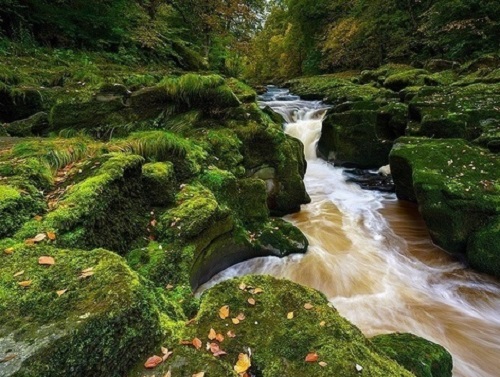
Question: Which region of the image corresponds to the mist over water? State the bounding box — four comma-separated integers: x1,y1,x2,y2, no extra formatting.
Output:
201,87,500,376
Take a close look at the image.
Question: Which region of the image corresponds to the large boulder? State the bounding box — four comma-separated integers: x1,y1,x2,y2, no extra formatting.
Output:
390,137,500,277
0,245,169,377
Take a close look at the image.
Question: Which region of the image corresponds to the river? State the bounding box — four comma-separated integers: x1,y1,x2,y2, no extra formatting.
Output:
201,87,500,376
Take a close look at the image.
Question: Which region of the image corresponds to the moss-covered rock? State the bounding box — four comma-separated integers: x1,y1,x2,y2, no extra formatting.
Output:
383,69,429,92
371,333,452,377
131,275,415,377
390,137,500,277
142,162,177,206
3,112,49,137
467,218,500,277
0,245,170,377
0,185,43,238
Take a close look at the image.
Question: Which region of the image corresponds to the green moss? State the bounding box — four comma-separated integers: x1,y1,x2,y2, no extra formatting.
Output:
371,333,452,377
142,162,177,206
0,245,167,377
154,276,414,377
383,69,428,92
0,185,43,238
467,218,500,277
226,78,257,103
390,137,500,276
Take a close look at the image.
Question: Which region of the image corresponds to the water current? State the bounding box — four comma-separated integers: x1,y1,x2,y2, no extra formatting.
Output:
201,87,500,377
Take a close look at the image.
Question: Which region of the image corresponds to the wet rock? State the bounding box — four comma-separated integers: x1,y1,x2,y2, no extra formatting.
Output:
424,59,460,72
343,168,395,192
3,112,49,137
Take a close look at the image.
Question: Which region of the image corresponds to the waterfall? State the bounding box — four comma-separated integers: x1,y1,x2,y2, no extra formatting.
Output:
200,88,500,377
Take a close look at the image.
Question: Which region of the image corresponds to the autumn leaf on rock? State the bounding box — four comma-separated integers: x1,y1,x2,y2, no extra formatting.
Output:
231,318,240,325
236,313,246,321
46,232,56,240
253,288,263,294
215,333,224,342
192,337,202,349
13,270,24,277
209,342,227,357
161,347,173,361
79,267,94,279
319,361,328,367
18,280,32,288
56,289,68,297
319,321,326,327
239,282,247,290
38,256,55,266
144,355,163,369
192,372,205,377
227,330,236,338
219,305,230,319
304,303,314,310
4,247,14,255
34,215,43,222
208,328,216,340
287,312,294,319
166,284,174,290
33,233,47,243
234,353,251,373
305,353,319,362
247,298,256,306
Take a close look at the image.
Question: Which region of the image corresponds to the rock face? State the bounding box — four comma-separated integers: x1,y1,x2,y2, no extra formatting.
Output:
390,137,500,277
371,333,453,377
129,275,416,377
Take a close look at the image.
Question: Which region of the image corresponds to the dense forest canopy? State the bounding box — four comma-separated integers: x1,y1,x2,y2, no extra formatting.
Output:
0,0,498,81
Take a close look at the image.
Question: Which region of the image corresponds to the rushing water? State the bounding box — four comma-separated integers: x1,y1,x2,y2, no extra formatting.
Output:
202,87,500,376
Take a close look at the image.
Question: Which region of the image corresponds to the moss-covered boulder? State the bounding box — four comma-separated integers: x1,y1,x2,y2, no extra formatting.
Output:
371,333,452,377
3,112,49,137
130,275,415,377
0,244,171,377
0,185,43,238
390,137,500,277
141,162,176,206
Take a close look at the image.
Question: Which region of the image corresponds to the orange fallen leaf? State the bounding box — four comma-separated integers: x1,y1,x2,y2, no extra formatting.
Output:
79,267,94,279
227,330,236,338
253,288,263,294
144,355,163,368
231,318,240,325
56,289,68,297
247,298,256,306
219,305,230,319
304,303,313,310
234,353,251,373
18,280,32,287
239,282,247,290
287,312,294,320
192,337,202,350
215,333,224,342
38,256,55,266
33,233,47,243
305,353,319,362
209,342,227,357
4,247,14,255
34,215,43,221
13,270,24,277
208,328,216,340
236,313,246,321
192,372,205,377
24,239,35,245
164,370,172,377
319,361,328,367
46,231,56,241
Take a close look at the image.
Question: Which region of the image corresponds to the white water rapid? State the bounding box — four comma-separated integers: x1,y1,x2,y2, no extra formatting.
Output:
201,87,500,376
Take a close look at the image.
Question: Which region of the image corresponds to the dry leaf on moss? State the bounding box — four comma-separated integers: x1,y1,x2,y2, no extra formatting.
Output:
234,353,251,373
305,353,318,362
219,305,230,319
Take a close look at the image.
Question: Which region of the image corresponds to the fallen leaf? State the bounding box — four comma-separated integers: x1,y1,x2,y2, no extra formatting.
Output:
13,270,24,277
305,353,318,362
356,364,363,372
166,284,174,290
185,318,197,326
253,288,263,294
56,289,68,297
46,231,57,240
144,355,163,369
234,353,251,373
239,282,247,290
319,361,328,367
209,342,227,357
215,333,224,342
34,215,43,221
287,312,294,320
24,239,35,245
304,303,313,310
82,267,94,273
236,313,246,321
208,328,216,340
232,318,240,325
163,370,172,377
192,372,205,377
79,267,94,279
4,247,14,255
161,347,173,361
227,330,236,338
0,354,16,363
33,233,47,243
319,321,326,327
38,256,55,266
192,337,202,350
247,298,256,306
18,280,32,287
219,305,230,319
